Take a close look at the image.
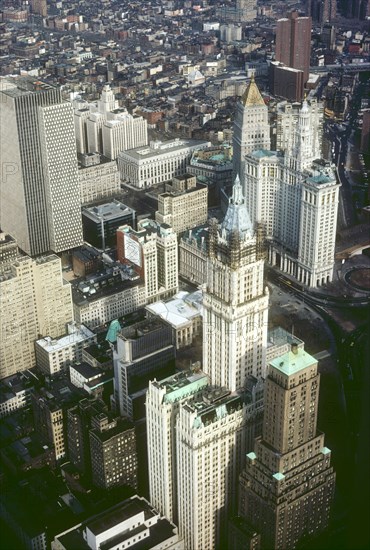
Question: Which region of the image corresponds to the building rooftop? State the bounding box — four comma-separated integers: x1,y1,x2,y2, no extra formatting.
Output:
152,370,208,404
250,149,279,159
82,200,135,223
36,324,95,353
70,362,102,380
145,291,202,328
270,346,317,376
118,138,210,161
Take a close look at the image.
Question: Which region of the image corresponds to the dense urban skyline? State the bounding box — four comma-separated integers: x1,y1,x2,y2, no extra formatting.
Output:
0,1,369,549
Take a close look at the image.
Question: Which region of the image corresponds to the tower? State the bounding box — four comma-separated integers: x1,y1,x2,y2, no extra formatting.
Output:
239,344,336,549
275,11,312,85
0,77,83,256
202,176,269,392
232,76,270,182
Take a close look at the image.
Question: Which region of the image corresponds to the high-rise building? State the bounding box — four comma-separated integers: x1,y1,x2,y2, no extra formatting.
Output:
244,99,340,287
117,219,178,302
74,84,148,160
0,77,83,256
30,0,47,17
202,176,269,391
238,344,336,549
275,11,312,85
232,76,270,181
155,174,208,235
0,249,73,379
113,318,176,420
147,371,209,523
89,413,138,490
310,0,337,23
176,389,246,550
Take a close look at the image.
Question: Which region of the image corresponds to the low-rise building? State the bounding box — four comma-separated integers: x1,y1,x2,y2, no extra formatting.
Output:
146,291,202,349
35,323,97,376
82,200,136,250
117,139,211,189
71,266,145,329
0,371,35,418
51,496,184,550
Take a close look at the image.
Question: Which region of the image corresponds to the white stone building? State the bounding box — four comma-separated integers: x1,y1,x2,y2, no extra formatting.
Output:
202,176,269,392
74,84,148,160
52,496,184,550
147,371,209,524
117,139,211,189
35,323,96,376
243,99,340,287
78,155,121,205
117,219,178,303
232,75,270,182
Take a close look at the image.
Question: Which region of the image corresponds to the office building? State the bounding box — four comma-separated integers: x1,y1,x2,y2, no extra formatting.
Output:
155,174,208,235
176,389,246,549
78,154,121,205
113,318,176,420
32,379,82,462
1,251,73,379
310,0,336,23
244,100,340,287
71,266,146,329
89,413,138,490
35,322,96,376
269,62,305,102
74,84,148,159
117,139,211,189
232,76,270,181
147,371,209,523
238,344,336,549
0,77,83,256
275,11,312,85
30,0,47,17
202,176,269,391
117,219,178,302
0,232,18,272
51,496,184,550
82,200,136,250
179,225,209,286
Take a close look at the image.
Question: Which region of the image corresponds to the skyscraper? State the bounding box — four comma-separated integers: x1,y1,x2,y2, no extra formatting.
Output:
244,99,340,287
275,11,312,85
238,344,336,549
0,77,83,256
232,76,270,181
0,247,73,379
202,176,269,391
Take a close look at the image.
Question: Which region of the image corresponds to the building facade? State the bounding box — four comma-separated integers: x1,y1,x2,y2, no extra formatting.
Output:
202,176,269,392
74,84,148,160
0,77,83,256
1,252,73,379
155,174,208,235
35,323,96,376
244,100,340,288
117,219,178,302
232,76,270,182
238,345,336,549
78,155,121,205
117,139,211,189
275,11,312,85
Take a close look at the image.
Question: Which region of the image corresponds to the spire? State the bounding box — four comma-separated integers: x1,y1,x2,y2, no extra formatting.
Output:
221,175,254,239
241,76,265,107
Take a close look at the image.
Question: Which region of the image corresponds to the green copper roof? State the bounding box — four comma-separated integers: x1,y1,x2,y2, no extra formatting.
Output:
163,372,208,404
273,472,285,481
105,319,122,344
270,347,317,376
251,149,277,158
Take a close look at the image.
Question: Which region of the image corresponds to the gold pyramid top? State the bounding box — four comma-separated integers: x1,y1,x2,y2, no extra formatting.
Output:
241,74,265,107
